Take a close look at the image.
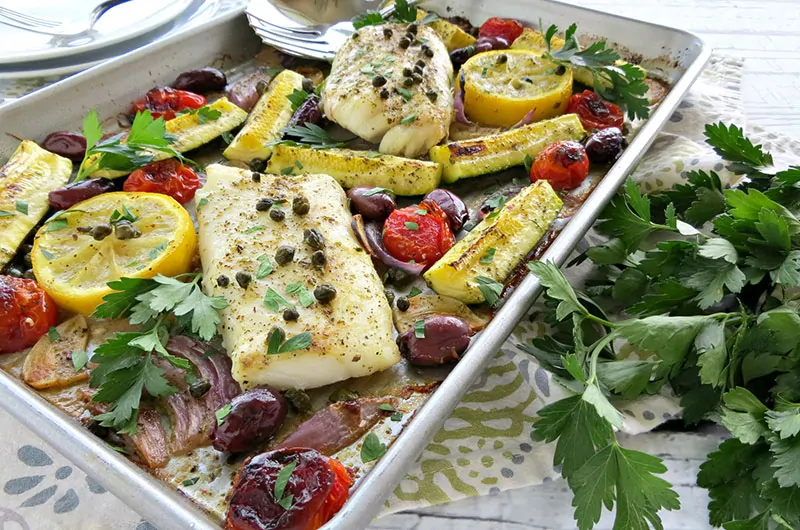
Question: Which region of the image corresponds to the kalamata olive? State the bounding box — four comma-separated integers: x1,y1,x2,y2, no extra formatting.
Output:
226,71,273,112
584,127,626,164
41,131,87,162
398,315,471,366
48,178,117,210
423,189,469,232
172,67,227,94
449,36,509,70
288,93,323,128
211,387,288,453
347,187,396,220
476,35,510,50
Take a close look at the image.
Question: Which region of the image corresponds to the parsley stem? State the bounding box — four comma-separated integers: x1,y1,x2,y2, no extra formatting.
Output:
586,331,619,386
585,312,615,329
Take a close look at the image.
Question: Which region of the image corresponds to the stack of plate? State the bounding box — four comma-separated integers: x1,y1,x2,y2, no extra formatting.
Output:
0,0,239,80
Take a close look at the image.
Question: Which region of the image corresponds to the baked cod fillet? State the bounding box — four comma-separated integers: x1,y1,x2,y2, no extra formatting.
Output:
195,165,400,390
322,24,454,158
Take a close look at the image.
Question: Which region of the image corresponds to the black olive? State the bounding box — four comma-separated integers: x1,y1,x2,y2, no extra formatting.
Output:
314,283,337,303
372,75,387,87
383,27,393,38
217,275,230,287
403,77,414,87
90,224,112,241
275,246,295,266
584,127,626,164
235,271,252,289
269,209,286,222
396,296,410,311
302,78,315,93
385,289,396,305
189,379,212,398
172,67,227,94
304,228,325,250
292,196,310,215
380,88,390,99
424,48,434,58
402,67,413,77
311,250,327,268
555,65,567,75
256,198,273,211
114,221,141,240
399,37,411,49
283,308,299,321
425,90,438,102
250,159,268,173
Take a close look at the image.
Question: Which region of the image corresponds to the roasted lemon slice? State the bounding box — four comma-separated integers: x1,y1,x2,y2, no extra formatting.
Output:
458,49,573,128
32,192,197,315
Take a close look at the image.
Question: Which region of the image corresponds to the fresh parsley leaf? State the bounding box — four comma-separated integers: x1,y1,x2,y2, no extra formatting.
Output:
392,0,417,23
352,11,385,29
695,320,729,388
364,187,393,197
404,221,419,231
523,153,534,173
526,261,591,320
396,87,413,101
177,106,222,124
279,332,313,353
286,283,314,307
391,411,403,421
400,113,418,125
474,276,503,307
485,195,506,220
46,217,69,232
264,287,294,312
40,249,54,260
480,248,496,264
596,179,676,250
0,210,14,217
215,403,232,425
256,254,274,279
616,315,712,365
197,197,209,210
182,477,200,487
414,319,426,338
361,432,387,463
705,122,773,173
408,287,422,298
244,225,267,234
286,89,309,111
281,123,354,149
378,403,395,412
596,360,656,399
48,326,60,342
15,200,28,215
72,349,89,372
274,461,297,510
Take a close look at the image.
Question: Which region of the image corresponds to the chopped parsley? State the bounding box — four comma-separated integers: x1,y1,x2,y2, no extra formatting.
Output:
475,276,503,306
48,327,60,342
414,319,426,338
404,222,419,231
360,432,387,463
72,350,89,372
215,403,232,425
480,248,497,264
274,461,297,511
15,200,28,215
286,283,315,307
400,113,418,125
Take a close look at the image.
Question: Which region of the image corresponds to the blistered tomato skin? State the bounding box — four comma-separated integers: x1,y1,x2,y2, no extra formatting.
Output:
0,276,58,354
211,387,288,453
123,159,202,204
530,141,590,190
226,448,352,530
478,17,524,43
383,201,455,267
131,87,206,121
566,90,625,131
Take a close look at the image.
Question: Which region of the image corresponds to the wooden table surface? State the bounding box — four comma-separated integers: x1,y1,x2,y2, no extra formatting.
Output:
371,0,800,528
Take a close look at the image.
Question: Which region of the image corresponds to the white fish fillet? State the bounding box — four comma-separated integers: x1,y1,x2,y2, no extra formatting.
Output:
322,24,454,158
195,164,400,390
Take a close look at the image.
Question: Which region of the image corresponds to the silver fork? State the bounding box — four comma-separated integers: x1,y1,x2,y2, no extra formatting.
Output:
0,0,133,36
246,0,400,60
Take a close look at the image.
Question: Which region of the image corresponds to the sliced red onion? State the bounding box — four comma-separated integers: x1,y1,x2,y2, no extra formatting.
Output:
454,71,473,125
352,214,425,276
511,108,537,129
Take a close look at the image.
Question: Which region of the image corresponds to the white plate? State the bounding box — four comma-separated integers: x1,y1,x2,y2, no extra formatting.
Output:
0,0,193,64
0,0,226,81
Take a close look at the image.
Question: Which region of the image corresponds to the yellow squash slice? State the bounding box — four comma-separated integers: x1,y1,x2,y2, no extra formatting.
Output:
32,192,196,315
223,69,306,163
424,180,562,304
22,315,90,390
0,140,72,268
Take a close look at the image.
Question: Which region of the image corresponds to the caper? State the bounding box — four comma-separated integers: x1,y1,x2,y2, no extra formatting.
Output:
268,326,285,345
217,274,230,287
304,228,325,250
22,252,32,267
372,75,387,87
22,269,35,280
311,250,327,268
19,244,32,255
314,283,337,304
275,245,295,265
90,223,112,241
189,379,211,398
76,226,93,233
302,77,315,93
113,221,141,240
416,59,426,68
414,65,424,76
407,23,418,35
352,30,360,39
284,389,312,413
251,172,262,183
399,37,411,49
256,197,274,211
380,88,390,99
496,54,508,65
385,289,396,305
255,79,270,95
425,89,438,102
292,195,310,215
283,307,299,321
235,271,252,289
383,27,393,38
402,67,413,77
424,48,434,58
396,296,410,311
555,65,567,75
405,32,415,42
412,73,423,84
402,77,413,87
249,158,268,173
6,267,23,278
420,44,430,55
269,208,286,222
329,388,359,403
387,267,412,285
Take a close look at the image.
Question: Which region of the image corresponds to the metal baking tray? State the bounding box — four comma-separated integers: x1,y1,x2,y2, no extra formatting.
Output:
0,2,709,529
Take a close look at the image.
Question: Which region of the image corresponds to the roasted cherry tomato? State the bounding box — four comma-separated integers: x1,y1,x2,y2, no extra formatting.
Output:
0,276,58,354
530,140,590,190
123,159,201,203
226,448,352,530
566,90,625,131
131,86,206,121
383,201,455,267
478,17,524,44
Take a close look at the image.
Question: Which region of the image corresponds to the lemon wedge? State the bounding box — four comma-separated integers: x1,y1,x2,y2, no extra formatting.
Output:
458,49,573,128
32,192,197,315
